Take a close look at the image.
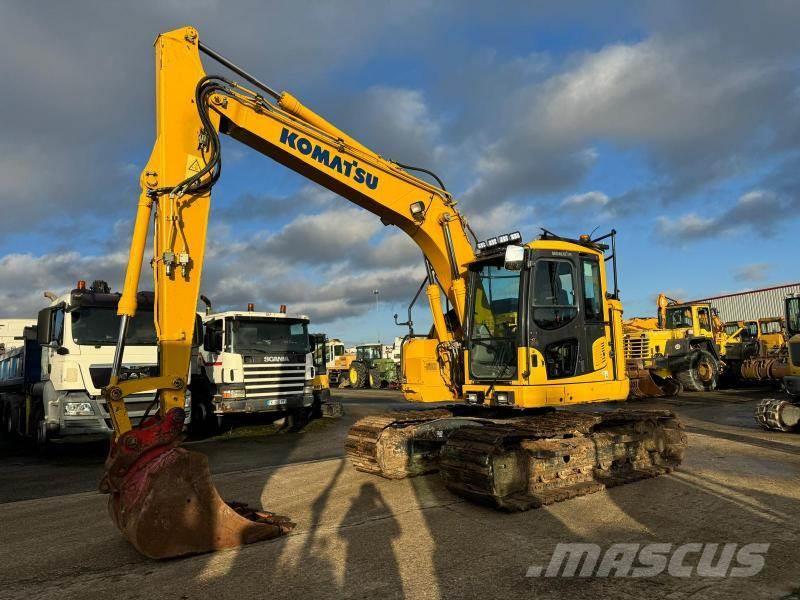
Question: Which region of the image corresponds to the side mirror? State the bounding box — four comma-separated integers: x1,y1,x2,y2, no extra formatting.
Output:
36,308,52,346
504,245,525,271
56,346,70,355
192,314,203,348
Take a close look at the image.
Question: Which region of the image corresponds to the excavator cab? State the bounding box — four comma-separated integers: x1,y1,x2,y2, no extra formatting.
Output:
461,230,629,407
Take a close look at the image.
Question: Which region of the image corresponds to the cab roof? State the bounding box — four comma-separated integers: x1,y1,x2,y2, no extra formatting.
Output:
202,310,309,323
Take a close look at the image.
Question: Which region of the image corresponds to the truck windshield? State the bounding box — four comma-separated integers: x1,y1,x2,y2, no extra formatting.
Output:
229,319,309,354
71,306,157,346
468,263,520,379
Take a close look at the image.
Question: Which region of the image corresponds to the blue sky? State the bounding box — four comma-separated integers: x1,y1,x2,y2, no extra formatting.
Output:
0,1,798,345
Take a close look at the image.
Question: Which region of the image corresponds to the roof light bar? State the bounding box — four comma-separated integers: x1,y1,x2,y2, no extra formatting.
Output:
476,231,524,253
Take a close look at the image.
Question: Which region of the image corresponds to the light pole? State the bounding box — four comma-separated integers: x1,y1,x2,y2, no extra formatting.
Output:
373,289,380,343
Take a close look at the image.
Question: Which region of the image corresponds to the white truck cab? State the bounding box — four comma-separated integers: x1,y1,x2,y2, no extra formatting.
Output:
0,280,183,447
192,305,313,429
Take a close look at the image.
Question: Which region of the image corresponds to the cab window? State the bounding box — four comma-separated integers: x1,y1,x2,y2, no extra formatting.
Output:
581,259,603,322
697,307,710,331
532,260,577,330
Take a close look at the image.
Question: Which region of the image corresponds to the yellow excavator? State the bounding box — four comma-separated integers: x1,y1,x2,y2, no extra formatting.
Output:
101,27,686,559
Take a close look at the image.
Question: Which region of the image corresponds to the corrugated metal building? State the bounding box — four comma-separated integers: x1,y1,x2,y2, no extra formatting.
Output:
687,283,800,322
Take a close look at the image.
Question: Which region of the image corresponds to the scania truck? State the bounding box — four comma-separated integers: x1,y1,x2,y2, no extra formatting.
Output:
0,281,182,448
191,302,314,432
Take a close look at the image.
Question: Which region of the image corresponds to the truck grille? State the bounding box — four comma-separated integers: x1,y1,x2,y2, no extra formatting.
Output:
243,363,306,400
89,364,159,389
624,335,650,360
98,392,158,429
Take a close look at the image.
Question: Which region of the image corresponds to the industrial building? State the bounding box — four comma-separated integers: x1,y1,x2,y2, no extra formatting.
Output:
687,283,800,321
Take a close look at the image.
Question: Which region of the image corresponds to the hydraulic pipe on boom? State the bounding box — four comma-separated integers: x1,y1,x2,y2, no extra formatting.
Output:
101,26,686,560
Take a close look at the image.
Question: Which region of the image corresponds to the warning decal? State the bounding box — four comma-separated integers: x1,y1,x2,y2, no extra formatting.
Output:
185,154,203,177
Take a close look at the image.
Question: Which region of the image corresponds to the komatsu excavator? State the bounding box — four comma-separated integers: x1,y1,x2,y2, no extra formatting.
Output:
101,27,686,559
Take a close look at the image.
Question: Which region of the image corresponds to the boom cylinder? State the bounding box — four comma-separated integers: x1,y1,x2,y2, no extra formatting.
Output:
426,284,452,343
117,193,154,318
278,92,374,157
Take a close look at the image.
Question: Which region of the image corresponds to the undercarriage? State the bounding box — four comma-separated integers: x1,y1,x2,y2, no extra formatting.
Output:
346,406,686,510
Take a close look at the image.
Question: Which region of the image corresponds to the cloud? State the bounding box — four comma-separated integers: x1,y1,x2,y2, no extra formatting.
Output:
213,184,336,223
468,202,536,239
655,190,790,241
0,1,445,234
331,86,444,168
561,191,610,211
733,263,770,283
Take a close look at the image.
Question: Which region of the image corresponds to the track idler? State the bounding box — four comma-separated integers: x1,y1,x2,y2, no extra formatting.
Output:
100,408,293,559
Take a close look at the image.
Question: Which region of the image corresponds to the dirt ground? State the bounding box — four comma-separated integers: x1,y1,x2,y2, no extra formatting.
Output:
0,388,798,599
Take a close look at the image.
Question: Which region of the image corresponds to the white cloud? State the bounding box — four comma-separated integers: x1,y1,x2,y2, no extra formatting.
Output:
560,191,610,210
654,189,790,242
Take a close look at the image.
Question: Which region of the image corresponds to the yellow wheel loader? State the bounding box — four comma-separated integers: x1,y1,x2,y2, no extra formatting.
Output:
100,27,686,559
624,294,725,394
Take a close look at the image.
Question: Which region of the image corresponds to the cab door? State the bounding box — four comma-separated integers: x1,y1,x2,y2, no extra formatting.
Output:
527,251,606,381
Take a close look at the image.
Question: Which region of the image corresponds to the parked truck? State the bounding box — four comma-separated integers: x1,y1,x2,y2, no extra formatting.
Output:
191,302,315,432
0,280,178,448
0,319,36,353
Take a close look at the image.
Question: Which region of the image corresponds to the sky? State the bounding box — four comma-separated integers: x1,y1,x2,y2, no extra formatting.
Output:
0,1,798,346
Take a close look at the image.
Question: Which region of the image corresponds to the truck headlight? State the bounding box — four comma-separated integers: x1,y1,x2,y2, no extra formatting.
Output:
64,401,94,416
221,388,246,399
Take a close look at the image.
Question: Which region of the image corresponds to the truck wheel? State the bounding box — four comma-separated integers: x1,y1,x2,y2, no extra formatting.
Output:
349,363,368,389
190,400,216,439
676,350,719,392
32,405,51,456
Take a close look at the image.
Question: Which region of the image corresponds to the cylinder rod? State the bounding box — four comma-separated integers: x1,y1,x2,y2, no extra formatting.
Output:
198,42,281,101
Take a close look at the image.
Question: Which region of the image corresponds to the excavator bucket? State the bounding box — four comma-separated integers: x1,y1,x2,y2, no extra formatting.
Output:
101,408,293,559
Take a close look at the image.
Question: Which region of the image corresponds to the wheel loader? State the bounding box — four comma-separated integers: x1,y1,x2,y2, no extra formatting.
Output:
623,294,722,395
99,27,686,559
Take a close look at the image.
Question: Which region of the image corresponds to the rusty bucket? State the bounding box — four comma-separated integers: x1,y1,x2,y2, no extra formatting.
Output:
100,408,293,559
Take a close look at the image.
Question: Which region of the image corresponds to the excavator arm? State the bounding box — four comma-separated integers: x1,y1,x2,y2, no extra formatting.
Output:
101,26,475,558
107,27,475,430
